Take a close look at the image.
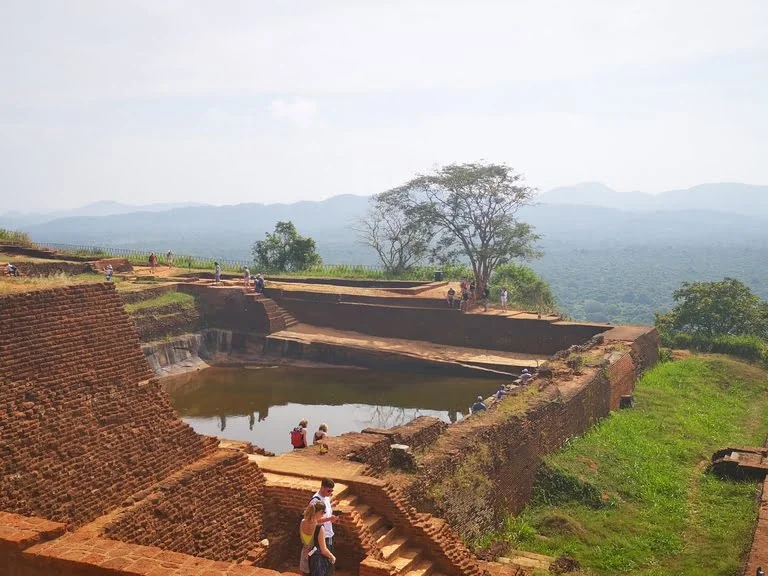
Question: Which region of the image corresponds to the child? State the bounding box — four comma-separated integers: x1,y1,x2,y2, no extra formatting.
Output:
313,423,329,454
104,264,113,282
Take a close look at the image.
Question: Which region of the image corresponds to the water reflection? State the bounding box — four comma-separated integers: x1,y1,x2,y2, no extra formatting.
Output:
169,367,503,454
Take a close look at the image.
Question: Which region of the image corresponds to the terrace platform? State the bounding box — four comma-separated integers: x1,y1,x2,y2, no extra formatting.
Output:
266,323,547,376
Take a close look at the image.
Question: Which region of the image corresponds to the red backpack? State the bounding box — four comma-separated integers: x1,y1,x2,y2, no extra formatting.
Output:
290,427,305,448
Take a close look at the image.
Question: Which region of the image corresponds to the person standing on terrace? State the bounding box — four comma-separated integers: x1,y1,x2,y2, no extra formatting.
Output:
214,262,221,284
166,250,174,268
148,252,158,274
243,266,251,289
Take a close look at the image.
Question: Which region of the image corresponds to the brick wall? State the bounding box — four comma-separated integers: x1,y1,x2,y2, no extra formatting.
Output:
10,261,92,276
119,284,178,305
132,307,202,341
104,450,266,562
0,284,217,528
362,416,448,453
347,477,484,576
271,298,607,354
178,285,287,334
405,359,631,541
10,531,282,576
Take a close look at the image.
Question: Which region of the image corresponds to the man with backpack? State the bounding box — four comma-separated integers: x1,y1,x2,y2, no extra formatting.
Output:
290,419,309,449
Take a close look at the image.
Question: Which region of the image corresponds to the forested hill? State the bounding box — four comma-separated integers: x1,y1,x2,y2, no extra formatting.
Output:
4,185,767,325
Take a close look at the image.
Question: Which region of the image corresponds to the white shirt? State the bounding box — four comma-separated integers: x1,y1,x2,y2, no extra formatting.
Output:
312,492,334,539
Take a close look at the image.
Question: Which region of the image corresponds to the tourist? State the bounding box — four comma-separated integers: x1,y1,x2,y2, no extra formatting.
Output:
6,263,18,277
149,252,158,274
104,264,113,282
482,285,491,312
313,423,329,454
290,419,309,449
460,287,469,313
167,250,174,268
255,274,265,293
500,287,508,311
495,385,507,401
520,368,533,385
310,478,339,575
299,499,328,575
471,395,487,413
469,280,476,306
446,286,456,308
243,266,251,289
214,262,221,284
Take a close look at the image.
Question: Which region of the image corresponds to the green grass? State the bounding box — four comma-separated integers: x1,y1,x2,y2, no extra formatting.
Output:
123,291,195,314
486,356,768,575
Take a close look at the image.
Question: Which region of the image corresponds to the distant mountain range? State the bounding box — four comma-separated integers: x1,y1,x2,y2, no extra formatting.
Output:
540,182,768,215
2,183,766,324
0,201,209,227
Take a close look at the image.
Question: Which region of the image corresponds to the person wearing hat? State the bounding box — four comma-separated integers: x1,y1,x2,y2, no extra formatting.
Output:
520,368,532,385
495,384,508,401
471,395,487,414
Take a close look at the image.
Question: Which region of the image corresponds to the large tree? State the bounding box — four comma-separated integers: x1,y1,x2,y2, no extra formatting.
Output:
387,162,540,290
655,278,768,338
252,221,322,273
354,189,435,275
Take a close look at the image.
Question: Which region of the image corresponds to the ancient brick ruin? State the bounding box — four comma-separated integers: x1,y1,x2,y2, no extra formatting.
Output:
0,279,661,575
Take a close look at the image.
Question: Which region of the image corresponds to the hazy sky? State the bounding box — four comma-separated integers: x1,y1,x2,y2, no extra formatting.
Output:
1,1,766,212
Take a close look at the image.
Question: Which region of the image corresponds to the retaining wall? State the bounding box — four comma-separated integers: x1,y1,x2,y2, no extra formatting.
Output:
104,450,266,562
0,283,218,528
403,331,659,540
273,297,607,354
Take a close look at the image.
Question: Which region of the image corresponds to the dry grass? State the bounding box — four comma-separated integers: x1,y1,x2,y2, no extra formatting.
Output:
0,273,107,295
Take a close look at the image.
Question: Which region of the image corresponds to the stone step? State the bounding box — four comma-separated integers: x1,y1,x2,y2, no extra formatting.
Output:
391,547,423,573
375,526,397,547
337,495,359,509
380,535,408,560
355,504,371,517
402,559,436,576
363,512,387,533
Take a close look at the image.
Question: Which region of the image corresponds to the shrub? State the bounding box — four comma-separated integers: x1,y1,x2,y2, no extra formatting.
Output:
0,229,32,246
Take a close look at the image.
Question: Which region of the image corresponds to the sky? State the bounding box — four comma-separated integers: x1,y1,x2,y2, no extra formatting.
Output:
0,0,767,212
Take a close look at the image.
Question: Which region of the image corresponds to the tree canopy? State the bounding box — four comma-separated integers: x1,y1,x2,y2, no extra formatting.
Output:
354,189,434,275
655,278,768,338
490,263,557,313
384,162,541,290
252,221,322,273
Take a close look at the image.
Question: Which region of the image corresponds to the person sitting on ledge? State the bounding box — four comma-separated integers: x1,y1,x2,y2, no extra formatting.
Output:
520,368,533,385
6,263,18,277
446,286,456,308
471,395,487,414
291,419,309,449
495,385,508,401
313,423,329,454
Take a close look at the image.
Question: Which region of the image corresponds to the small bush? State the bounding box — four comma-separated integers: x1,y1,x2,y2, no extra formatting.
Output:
531,464,605,509
0,229,32,246
662,331,767,365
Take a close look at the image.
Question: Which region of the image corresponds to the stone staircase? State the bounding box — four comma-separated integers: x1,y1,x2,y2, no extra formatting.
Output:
247,293,298,332
336,492,448,576
259,469,464,576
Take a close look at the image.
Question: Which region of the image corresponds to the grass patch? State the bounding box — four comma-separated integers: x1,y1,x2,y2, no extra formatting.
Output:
486,356,768,575
0,272,107,294
124,291,195,314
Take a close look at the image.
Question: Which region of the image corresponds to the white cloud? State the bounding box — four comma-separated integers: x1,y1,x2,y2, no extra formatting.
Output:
269,97,317,128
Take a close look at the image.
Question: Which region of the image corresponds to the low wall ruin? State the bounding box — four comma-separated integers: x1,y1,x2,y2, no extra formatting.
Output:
272,296,607,355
